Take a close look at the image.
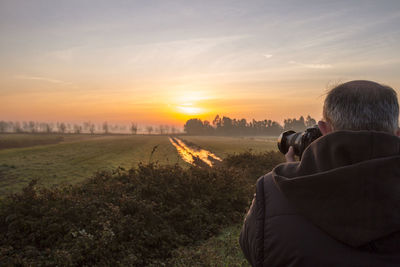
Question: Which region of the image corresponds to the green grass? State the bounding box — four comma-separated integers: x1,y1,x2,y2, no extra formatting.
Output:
182,135,278,158
168,223,250,267
0,134,278,197
0,134,65,150
0,134,276,265
0,135,185,196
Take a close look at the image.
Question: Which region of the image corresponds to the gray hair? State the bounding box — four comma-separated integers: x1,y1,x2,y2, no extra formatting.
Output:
323,80,399,133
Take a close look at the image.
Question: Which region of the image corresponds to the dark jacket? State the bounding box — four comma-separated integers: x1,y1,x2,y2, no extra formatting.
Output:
240,131,400,266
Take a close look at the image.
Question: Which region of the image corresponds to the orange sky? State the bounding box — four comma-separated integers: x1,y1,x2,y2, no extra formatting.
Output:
1,74,328,126
1,1,400,127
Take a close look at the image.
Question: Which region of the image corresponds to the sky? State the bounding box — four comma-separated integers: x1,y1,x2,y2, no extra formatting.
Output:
1,0,400,126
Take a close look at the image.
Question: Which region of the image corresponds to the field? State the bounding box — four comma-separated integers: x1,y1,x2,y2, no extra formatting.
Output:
0,134,277,197
0,133,283,265
182,135,277,157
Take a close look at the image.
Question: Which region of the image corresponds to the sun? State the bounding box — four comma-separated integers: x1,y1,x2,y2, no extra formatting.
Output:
177,104,203,115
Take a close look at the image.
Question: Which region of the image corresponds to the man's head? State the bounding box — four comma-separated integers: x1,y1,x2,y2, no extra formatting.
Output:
318,80,400,136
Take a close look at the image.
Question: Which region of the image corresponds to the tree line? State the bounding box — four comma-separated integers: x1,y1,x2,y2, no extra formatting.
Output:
183,115,317,136
0,121,181,135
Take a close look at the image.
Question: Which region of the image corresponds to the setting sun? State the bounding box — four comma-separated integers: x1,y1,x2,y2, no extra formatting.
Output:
177,104,203,115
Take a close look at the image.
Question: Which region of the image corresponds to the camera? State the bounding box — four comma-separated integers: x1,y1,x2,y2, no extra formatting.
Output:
277,125,322,158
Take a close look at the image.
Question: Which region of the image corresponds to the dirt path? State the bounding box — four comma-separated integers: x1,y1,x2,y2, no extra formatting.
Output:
169,137,222,167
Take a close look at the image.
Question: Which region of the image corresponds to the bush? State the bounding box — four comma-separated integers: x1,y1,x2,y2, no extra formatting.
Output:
168,224,250,267
222,150,285,183
0,151,284,266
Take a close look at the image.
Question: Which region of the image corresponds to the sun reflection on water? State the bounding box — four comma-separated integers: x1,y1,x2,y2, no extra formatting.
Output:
169,137,221,167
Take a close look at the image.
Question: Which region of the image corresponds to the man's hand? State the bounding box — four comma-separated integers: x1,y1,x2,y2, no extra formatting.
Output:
285,146,296,162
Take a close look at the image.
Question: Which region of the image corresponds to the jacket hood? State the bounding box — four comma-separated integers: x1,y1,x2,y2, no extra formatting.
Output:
272,130,400,247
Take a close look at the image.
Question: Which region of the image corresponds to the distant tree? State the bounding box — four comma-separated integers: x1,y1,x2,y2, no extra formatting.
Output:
212,115,222,128
183,115,287,136
164,125,170,134
28,121,37,133
103,122,109,134
146,126,154,135
89,124,96,134
170,126,177,134
130,123,138,135
6,121,14,133
0,121,7,133
14,122,22,133
305,115,317,127
184,119,205,135
158,125,165,135
38,122,45,132
74,124,82,134
58,122,67,133
284,116,307,132
83,121,91,133
22,121,29,132
45,123,53,133
221,116,234,135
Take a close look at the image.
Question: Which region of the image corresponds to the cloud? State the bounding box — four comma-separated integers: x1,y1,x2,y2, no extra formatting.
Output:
14,75,72,85
263,54,273,59
289,61,332,69
48,48,75,62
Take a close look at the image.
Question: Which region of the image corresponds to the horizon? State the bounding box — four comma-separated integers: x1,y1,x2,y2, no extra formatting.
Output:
0,113,316,134
1,0,400,125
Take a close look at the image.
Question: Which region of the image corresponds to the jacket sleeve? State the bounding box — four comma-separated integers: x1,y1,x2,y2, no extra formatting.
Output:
239,193,258,266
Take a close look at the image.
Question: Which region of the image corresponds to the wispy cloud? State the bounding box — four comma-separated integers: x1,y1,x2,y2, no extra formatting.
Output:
14,75,72,85
263,54,273,59
289,61,332,69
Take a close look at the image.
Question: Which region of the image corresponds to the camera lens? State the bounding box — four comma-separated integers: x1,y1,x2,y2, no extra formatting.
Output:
277,126,322,157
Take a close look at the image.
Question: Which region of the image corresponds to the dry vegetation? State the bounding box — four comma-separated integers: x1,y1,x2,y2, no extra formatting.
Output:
0,134,284,265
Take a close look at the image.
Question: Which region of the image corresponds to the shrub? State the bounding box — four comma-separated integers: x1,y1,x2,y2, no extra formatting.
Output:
0,151,284,266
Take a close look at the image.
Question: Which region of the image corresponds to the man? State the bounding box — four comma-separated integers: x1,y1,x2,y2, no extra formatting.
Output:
239,80,400,266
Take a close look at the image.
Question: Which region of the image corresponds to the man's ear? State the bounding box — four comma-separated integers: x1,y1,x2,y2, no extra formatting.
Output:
318,121,333,135
396,128,400,137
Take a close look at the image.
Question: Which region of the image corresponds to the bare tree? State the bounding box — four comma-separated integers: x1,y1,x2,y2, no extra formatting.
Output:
45,123,53,133
158,125,165,135
130,123,138,135
164,125,170,134
89,124,96,134
0,121,7,133
7,121,14,133
58,122,67,133
14,122,22,133
103,122,109,134
38,122,46,132
74,124,82,134
83,121,91,133
22,121,29,132
146,125,153,135
28,121,37,133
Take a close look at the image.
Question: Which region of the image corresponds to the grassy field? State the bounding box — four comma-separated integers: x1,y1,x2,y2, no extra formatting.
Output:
0,134,185,196
182,135,277,158
169,223,250,266
0,133,280,265
0,133,106,150
0,134,278,196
